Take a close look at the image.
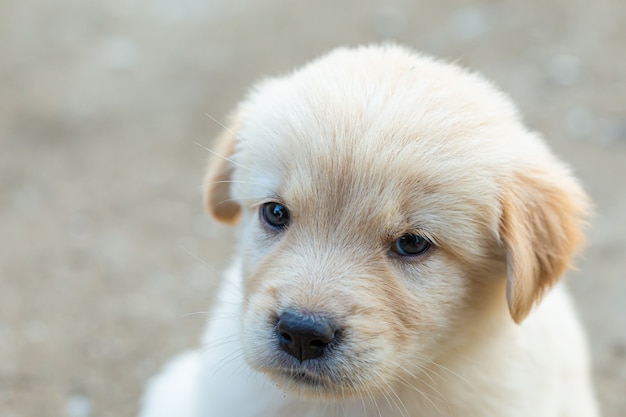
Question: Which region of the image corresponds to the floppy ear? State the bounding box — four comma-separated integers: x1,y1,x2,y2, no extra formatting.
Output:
499,166,589,323
202,115,241,224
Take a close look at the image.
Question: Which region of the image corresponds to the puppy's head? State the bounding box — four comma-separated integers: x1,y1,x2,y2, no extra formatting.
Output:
204,45,589,399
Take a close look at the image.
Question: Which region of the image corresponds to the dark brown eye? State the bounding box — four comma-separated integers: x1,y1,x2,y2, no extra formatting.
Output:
260,202,290,230
391,234,430,256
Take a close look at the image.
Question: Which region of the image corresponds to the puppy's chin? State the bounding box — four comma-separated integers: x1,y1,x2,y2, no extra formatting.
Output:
244,350,358,399
260,366,380,400
266,369,344,399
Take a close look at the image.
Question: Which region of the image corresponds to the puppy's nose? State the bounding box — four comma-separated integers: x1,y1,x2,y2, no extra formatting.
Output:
276,311,337,362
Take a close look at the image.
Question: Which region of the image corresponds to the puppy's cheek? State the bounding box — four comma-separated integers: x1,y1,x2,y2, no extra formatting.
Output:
239,265,289,371
396,257,472,346
240,293,279,369
238,220,278,286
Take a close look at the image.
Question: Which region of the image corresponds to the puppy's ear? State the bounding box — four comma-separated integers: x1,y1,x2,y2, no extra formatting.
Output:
499,166,589,323
203,115,241,224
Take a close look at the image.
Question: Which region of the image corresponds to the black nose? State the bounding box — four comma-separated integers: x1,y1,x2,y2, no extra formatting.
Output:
276,311,338,362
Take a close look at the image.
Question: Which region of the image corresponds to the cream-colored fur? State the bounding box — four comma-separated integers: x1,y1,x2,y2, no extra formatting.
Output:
139,45,598,417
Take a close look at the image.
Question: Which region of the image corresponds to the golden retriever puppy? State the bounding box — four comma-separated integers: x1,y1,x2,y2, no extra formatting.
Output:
139,45,599,417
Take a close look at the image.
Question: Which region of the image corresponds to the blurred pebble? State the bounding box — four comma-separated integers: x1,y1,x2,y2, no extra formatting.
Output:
148,268,175,285
193,215,214,240
564,108,626,146
565,107,595,139
613,343,626,358
447,6,490,41
24,320,50,343
597,118,626,145
67,212,95,242
152,0,209,24
0,322,12,345
373,6,407,38
66,393,92,417
96,233,130,271
547,54,581,86
101,37,139,71
135,358,157,380
12,186,43,211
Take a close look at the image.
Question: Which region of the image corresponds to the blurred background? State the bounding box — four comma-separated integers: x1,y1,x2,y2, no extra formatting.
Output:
1,0,624,416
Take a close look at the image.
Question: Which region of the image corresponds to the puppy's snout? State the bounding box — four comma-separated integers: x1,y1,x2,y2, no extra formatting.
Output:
276,311,338,362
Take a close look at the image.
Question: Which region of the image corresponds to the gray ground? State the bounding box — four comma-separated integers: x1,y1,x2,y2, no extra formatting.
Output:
1,1,625,416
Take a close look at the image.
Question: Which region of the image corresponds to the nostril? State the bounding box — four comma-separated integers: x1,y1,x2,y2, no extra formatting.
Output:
309,339,329,348
279,332,293,343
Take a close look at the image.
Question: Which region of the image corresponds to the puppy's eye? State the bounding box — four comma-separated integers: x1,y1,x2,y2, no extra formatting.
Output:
391,234,431,257
260,202,290,230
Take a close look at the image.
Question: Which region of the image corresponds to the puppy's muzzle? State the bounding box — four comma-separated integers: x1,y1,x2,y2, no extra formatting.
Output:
276,311,339,362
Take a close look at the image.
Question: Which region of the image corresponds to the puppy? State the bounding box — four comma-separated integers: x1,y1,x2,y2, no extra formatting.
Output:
139,45,599,417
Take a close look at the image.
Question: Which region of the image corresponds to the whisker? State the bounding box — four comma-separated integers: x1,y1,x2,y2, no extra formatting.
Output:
199,333,240,354
428,360,471,386
377,383,400,417
387,360,450,410
361,378,382,417
177,244,222,276
206,179,269,188
179,311,238,321
176,244,244,300
212,195,266,209
230,355,257,385
207,349,245,379
203,113,252,146
394,375,443,415
412,362,438,388
348,372,369,417
382,380,411,417
193,141,262,176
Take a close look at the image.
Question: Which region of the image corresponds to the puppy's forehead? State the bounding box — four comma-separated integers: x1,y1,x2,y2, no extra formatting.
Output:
237,46,524,175
232,46,532,246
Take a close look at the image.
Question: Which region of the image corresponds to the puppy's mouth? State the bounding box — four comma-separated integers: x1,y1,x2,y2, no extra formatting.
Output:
272,367,359,397
282,369,327,386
